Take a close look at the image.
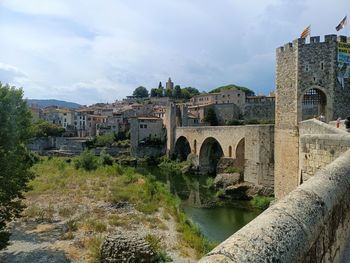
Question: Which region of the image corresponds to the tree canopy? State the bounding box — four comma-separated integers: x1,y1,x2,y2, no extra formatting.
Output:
209,84,255,96
149,85,200,100
31,120,65,137
0,83,35,249
132,86,149,98
203,107,218,126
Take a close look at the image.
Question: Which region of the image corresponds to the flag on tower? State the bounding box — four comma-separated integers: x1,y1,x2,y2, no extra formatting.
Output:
336,16,347,31
300,25,311,38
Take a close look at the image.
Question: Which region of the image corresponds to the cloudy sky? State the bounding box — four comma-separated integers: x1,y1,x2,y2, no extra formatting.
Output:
0,0,348,104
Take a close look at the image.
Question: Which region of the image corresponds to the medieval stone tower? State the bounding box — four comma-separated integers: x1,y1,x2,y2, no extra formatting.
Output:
275,34,350,199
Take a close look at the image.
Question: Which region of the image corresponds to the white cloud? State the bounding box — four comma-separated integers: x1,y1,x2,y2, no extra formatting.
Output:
1,0,70,16
0,0,348,104
0,62,28,85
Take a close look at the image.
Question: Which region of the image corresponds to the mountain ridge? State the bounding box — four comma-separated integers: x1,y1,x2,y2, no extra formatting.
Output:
26,99,81,109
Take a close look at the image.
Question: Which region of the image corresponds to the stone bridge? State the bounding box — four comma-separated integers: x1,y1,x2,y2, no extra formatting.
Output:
170,125,274,186
199,119,350,262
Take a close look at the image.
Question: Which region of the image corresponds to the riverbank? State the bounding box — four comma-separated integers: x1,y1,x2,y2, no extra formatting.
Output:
0,157,215,262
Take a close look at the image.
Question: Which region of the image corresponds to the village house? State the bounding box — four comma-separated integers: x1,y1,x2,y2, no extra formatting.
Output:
130,116,166,157
190,88,246,107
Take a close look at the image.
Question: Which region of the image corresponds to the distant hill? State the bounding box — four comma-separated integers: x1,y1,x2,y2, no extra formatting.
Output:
26,99,81,109
209,84,255,96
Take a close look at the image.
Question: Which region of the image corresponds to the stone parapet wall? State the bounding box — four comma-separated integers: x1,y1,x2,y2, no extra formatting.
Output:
300,119,347,135
200,150,350,262
300,134,350,181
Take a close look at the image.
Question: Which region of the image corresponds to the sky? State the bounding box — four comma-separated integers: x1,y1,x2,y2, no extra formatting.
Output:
0,0,349,105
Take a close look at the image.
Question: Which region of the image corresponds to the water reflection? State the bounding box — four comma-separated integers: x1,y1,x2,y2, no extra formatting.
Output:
135,165,260,242
183,206,260,242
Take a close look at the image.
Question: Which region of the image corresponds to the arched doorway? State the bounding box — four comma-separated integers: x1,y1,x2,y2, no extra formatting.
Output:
301,88,327,120
199,137,224,174
235,138,245,171
174,136,191,161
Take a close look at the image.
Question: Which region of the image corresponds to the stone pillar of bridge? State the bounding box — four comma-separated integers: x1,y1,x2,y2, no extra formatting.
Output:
165,102,177,157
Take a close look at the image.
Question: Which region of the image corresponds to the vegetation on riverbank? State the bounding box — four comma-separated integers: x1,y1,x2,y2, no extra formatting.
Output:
24,155,216,261
158,158,274,211
250,195,274,210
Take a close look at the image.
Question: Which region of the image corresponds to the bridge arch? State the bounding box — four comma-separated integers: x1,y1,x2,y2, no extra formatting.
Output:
174,136,191,161
199,137,224,174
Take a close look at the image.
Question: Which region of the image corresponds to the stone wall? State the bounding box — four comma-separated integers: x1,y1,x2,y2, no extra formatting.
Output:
275,38,300,199
131,145,166,158
243,101,275,121
299,119,350,182
300,134,350,181
244,125,274,187
200,149,350,262
28,137,87,155
212,103,241,125
299,118,347,135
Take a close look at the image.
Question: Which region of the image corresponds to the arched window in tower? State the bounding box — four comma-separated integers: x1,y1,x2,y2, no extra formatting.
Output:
229,146,232,157
194,140,197,154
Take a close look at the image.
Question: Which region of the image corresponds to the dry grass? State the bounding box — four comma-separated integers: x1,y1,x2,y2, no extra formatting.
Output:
22,157,206,261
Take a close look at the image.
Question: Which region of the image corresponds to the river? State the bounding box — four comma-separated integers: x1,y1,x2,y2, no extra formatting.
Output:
136,165,261,243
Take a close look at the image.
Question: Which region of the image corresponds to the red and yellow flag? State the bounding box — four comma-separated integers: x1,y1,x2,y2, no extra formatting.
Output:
300,25,311,38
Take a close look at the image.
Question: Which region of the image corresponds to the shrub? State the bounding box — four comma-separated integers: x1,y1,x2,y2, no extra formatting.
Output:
84,219,107,233
224,166,242,174
145,234,172,262
251,195,274,210
99,150,113,166
74,150,98,171
227,119,244,126
95,133,115,147
87,235,104,263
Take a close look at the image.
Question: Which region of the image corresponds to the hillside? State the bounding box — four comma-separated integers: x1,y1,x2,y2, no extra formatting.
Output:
209,84,255,96
27,99,81,109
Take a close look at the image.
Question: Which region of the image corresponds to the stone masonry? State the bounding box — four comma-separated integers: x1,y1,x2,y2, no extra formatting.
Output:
275,35,350,199
174,125,274,187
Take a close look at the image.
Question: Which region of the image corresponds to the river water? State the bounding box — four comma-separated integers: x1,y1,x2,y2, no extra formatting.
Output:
183,205,260,242
136,166,261,243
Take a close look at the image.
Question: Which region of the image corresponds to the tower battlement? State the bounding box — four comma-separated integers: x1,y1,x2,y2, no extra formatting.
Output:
276,34,348,53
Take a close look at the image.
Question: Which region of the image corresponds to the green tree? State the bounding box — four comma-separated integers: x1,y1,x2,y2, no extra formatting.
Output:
165,88,173,97
150,88,157,97
133,86,149,98
203,107,218,126
173,85,182,99
209,84,255,96
180,89,191,100
183,87,200,97
150,88,163,97
0,83,35,249
31,120,65,137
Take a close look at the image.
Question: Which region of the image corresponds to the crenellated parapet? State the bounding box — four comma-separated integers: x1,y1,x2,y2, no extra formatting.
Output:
276,34,348,54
